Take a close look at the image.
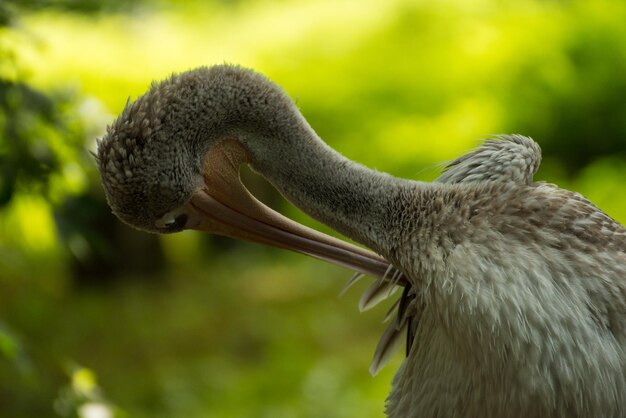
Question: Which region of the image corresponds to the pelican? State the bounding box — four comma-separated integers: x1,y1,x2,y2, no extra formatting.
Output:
96,65,626,417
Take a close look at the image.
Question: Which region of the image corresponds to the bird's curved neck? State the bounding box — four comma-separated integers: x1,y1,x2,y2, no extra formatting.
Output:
183,69,413,255
234,108,405,255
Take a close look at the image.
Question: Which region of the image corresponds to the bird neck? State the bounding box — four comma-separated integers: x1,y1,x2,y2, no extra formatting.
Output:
237,110,407,255
183,66,416,255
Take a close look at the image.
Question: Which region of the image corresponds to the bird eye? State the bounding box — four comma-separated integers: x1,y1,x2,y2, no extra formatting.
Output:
155,210,189,232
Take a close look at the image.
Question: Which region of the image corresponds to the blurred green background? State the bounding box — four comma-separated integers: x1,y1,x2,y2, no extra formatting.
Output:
1,0,625,417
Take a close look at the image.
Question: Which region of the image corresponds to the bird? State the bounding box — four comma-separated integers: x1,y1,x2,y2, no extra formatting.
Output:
96,64,626,417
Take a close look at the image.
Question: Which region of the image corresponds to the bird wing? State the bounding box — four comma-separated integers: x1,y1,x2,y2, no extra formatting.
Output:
370,135,545,375
437,134,541,185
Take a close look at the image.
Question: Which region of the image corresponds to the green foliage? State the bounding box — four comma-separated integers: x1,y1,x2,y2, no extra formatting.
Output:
0,0,625,417
0,80,83,206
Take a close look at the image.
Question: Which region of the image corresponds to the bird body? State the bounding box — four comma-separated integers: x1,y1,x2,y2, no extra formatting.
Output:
97,65,626,417
386,136,626,416
386,181,626,417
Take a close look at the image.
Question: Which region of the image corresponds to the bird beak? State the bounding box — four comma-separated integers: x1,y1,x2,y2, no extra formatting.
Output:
180,139,394,279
